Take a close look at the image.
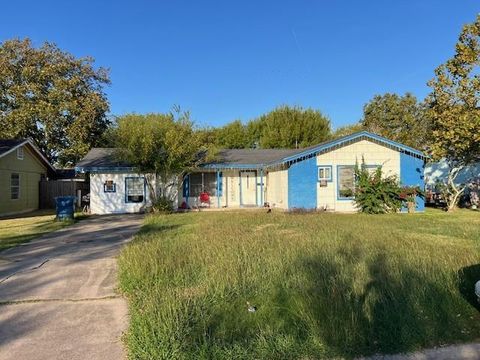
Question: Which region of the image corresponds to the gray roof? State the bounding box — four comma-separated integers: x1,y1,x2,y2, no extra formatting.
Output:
75,148,132,170
0,139,27,156
214,148,301,165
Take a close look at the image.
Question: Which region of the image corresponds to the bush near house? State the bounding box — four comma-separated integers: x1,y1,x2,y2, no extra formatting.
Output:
119,210,480,359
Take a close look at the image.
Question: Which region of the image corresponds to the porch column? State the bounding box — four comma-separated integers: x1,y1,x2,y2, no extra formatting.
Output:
216,170,220,208
260,168,264,206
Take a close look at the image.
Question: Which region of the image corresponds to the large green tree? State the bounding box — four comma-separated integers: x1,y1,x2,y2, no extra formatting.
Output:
361,93,429,149
215,120,250,149
0,38,110,165
426,14,480,211
332,123,364,138
250,105,331,148
114,111,205,210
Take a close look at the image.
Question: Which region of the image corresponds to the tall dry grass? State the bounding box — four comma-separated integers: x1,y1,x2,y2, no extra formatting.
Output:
119,209,480,359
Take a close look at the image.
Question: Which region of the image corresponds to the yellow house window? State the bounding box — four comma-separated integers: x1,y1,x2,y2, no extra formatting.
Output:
17,147,24,160
11,173,20,200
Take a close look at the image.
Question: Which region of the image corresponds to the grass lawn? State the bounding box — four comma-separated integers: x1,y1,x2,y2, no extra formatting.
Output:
119,208,480,359
0,210,82,251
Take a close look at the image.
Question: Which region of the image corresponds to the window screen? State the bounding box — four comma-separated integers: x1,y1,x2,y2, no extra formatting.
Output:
190,173,203,197
11,173,20,200
189,173,217,197
338,166,355,199
203,173,217,196
125,178,144,203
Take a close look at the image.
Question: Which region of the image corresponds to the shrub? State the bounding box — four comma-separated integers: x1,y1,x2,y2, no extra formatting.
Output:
354,163,402,214
152,196,174,213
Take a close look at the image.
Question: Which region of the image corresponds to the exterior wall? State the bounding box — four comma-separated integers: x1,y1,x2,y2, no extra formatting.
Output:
425,160,480,186
0,145,47,216
265,169,288,209
288,157,317,209
400,153,425,211
316,140,401,212
90,173,151,215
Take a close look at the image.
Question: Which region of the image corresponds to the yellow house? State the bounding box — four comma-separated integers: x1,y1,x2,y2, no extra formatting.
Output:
180,131,426,212
0,139,55,217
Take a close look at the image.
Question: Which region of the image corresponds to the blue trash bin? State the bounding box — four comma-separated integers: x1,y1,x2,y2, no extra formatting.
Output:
55,196,76,221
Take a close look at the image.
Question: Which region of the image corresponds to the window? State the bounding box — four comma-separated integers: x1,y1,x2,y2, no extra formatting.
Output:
338,166,355,199
104,180,116,193
17,147,24,160
125,177,145,203
318,166,332,181
189,172,217,197
11,173,20,200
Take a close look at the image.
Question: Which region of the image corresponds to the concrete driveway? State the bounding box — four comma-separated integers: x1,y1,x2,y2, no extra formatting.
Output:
0,214,143,360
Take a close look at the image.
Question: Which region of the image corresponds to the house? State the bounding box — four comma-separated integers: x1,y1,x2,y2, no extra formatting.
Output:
0,139,56,217
425,160,480,187
75,131,425,215
75,148,152,215
181,131,426,212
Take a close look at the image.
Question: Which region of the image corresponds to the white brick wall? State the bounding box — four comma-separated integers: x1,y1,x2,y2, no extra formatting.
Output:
316,140,400,212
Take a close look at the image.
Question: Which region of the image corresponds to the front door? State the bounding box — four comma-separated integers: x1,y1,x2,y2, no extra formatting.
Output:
240,171,256,206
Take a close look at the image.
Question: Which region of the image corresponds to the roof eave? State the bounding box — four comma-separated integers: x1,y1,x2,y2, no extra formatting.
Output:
75,166,136,173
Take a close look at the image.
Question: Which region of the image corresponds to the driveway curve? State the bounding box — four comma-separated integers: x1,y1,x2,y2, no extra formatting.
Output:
0,214,143,360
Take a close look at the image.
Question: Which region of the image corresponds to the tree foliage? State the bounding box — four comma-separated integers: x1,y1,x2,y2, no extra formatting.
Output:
252,105,331,148
332,123,364,139
426,14,480,211
215,120,250,149
361,93,429,149
0,38,110,165
114,112,204,210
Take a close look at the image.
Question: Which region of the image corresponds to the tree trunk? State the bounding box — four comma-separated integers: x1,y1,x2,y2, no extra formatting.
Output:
446,164,465,212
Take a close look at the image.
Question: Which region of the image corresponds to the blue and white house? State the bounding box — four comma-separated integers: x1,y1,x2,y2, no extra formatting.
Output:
75,148,153,214
75,131,426,214
181,131,426,212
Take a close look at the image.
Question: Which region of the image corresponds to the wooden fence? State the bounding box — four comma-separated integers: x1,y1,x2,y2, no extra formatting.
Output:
39,180,90,209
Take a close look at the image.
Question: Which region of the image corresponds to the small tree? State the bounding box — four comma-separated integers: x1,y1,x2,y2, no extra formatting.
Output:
354,163,402,214
426,14,480,211
114,111,205,211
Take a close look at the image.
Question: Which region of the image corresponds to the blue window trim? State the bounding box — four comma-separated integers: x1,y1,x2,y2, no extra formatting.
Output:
317,165,333,182
104,182,116,193
125,176,146,204
336,165,355,200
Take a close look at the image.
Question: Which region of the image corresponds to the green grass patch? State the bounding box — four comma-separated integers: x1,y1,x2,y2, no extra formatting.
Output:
0,210,85,251
119,209,480,359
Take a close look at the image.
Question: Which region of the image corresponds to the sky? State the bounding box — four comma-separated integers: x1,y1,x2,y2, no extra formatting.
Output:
1,1,479,129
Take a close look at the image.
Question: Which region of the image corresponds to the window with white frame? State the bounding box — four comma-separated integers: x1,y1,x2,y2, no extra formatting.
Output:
338,166,355,199
318,166,332,181
17,147,24,160
104,180,116,193
125,177,145,203
11,173,20,200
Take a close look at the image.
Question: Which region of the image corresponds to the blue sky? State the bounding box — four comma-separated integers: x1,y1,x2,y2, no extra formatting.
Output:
1,1,479,128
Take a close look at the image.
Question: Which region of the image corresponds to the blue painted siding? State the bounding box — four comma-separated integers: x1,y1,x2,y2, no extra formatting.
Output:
288,157,317,209
400,153,425,211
